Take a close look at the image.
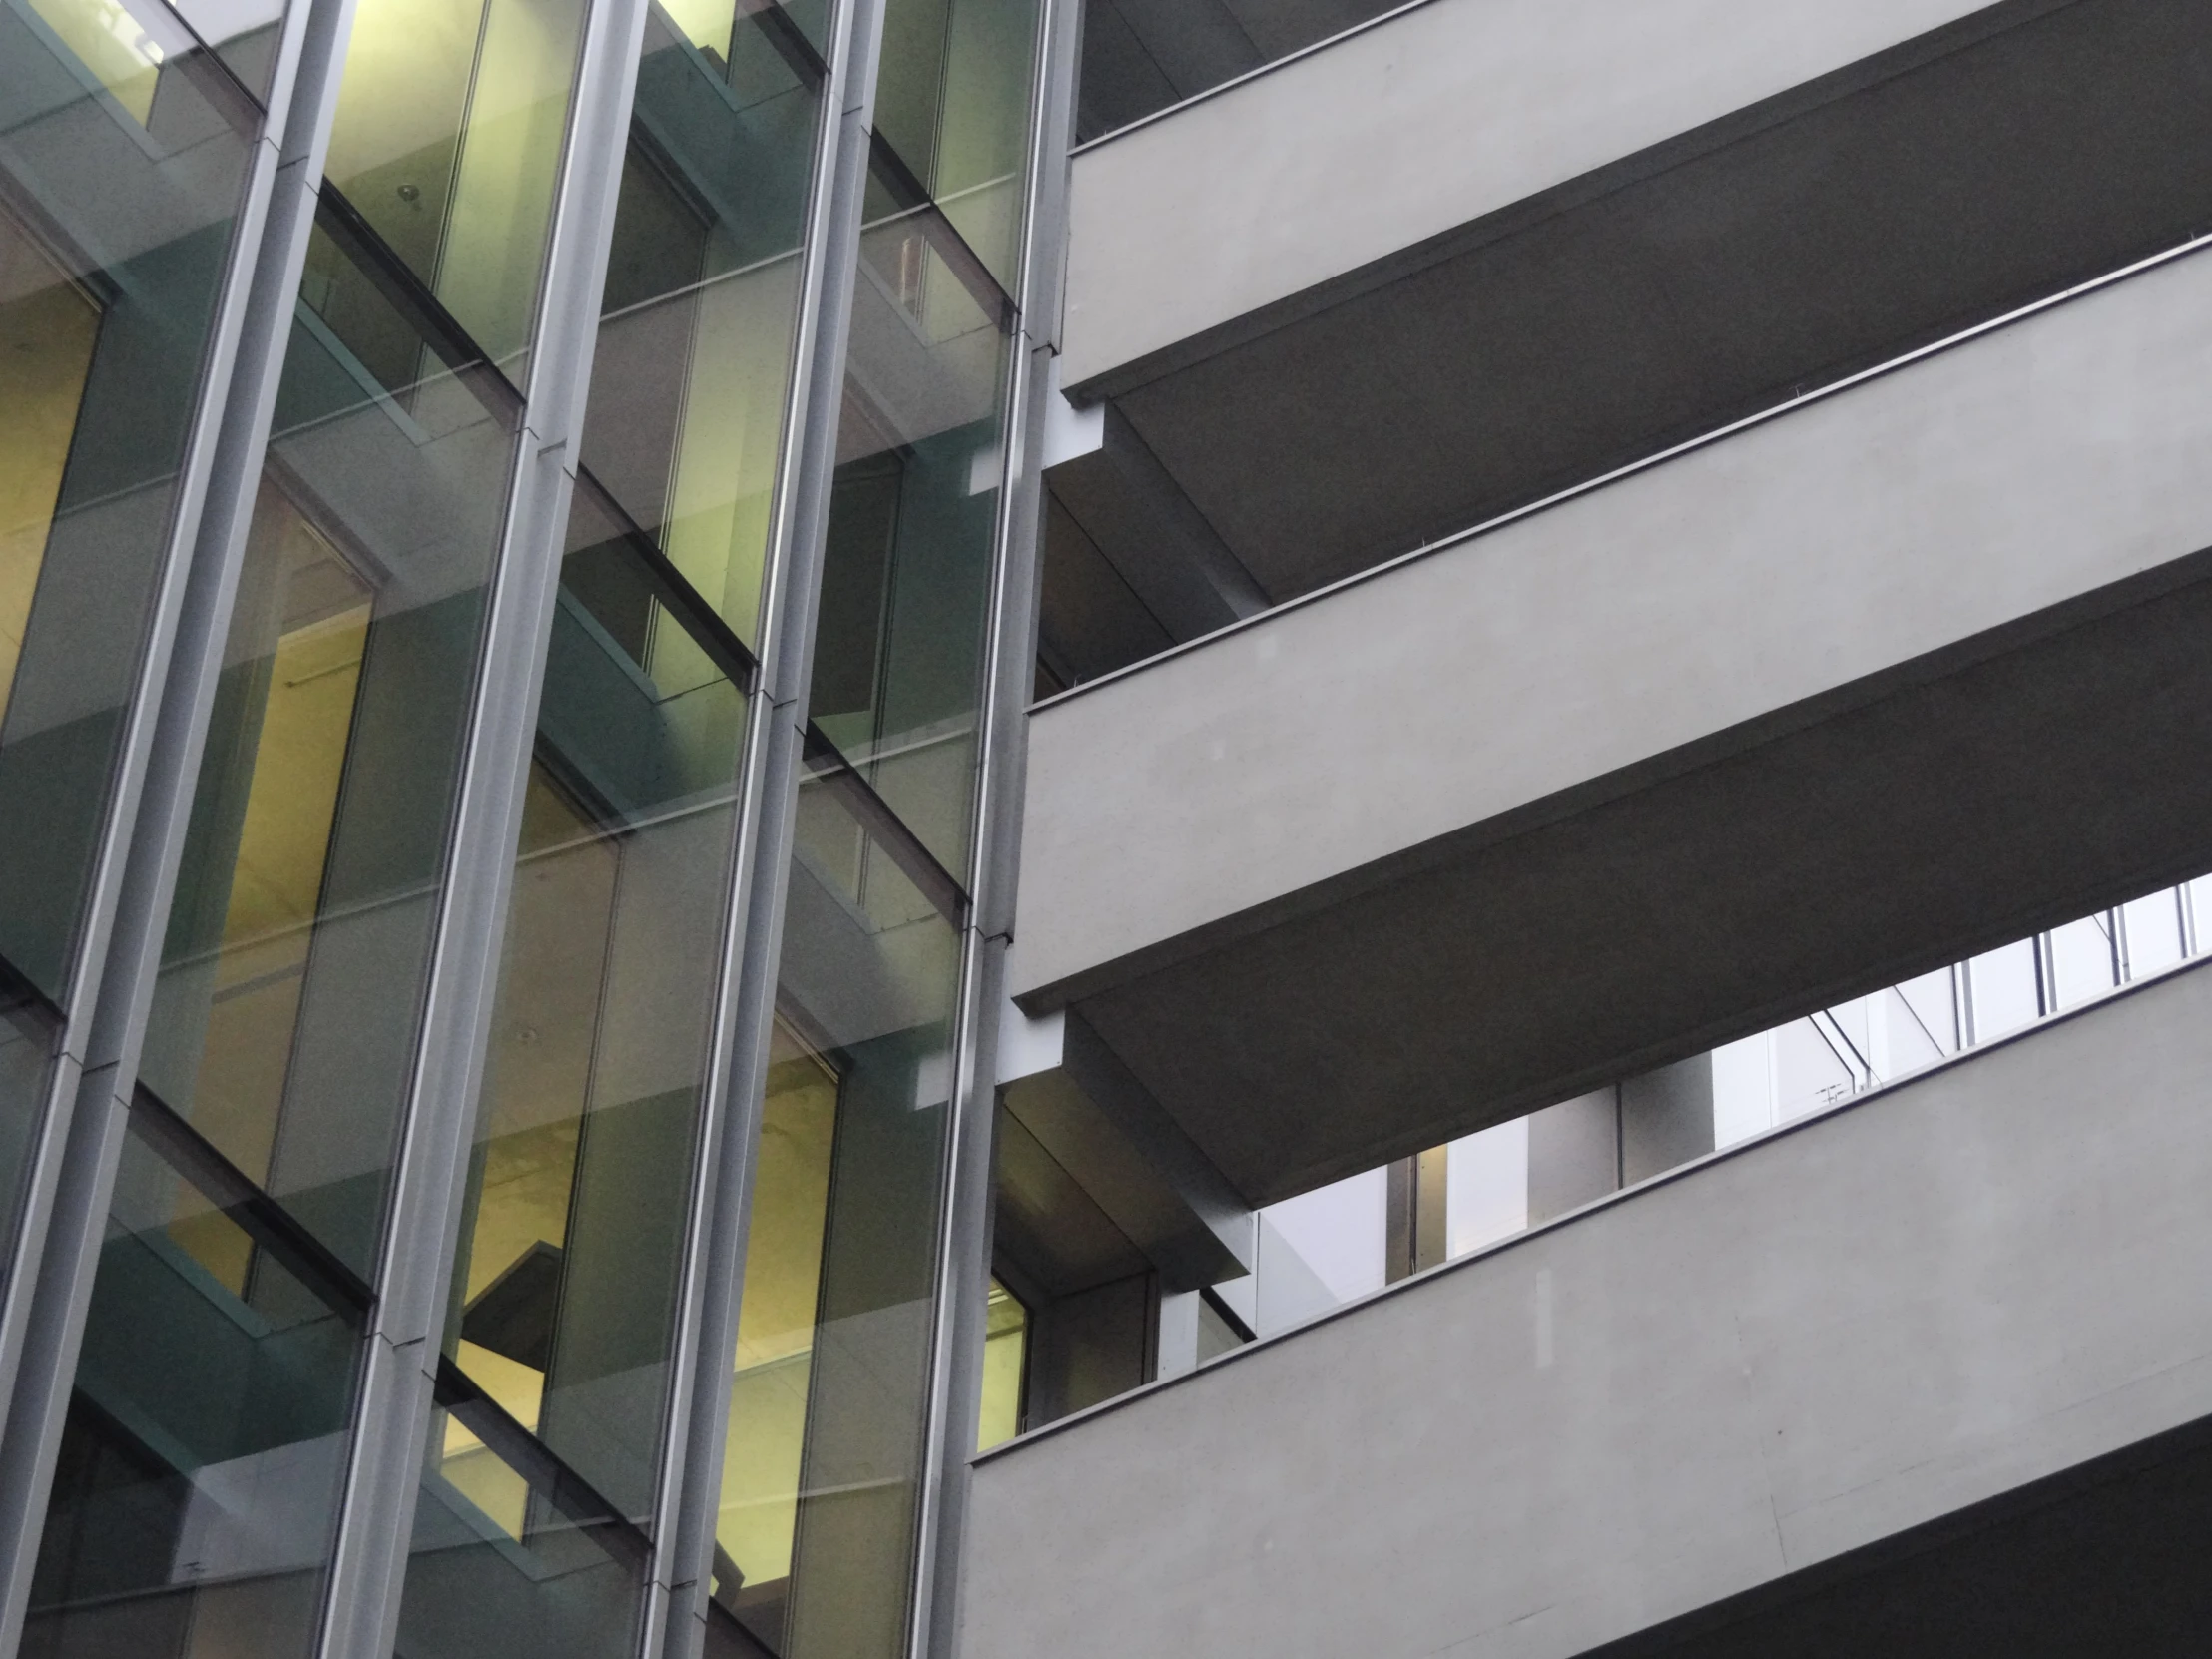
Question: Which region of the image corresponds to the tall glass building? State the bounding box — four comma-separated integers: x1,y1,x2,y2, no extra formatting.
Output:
15,0,2212,1656
0,0,1070,1650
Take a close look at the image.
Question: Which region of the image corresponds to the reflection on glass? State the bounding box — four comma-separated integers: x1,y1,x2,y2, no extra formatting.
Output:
137,197,524,1279
800,0,1039,879
873,0,1038,290
398,554,748,1655
975,1279,1026,1450
0,0,261,998
397,11,825,1651
22,1107,362,1659
324,0,588,371
1965,938,2042,1043
717,1024,837,1617
579,1,821,651
812,206,1012,877
711,776,961,1659
0,976,59,1293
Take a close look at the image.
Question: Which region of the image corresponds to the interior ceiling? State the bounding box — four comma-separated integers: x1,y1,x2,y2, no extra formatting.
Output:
1076,566,2212,1206
1579,1410,2212,1659
1092,0,2212,607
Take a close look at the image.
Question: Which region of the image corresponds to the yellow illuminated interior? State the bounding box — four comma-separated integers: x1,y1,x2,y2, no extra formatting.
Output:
659,0,734,57
975,1279,1026,1451
436,768,614,1531
170,495,369,1285
326,0,586,367
716,1024,837,1592
27,0,165,125
180,501,368,1166
658,259,802,652
0,212,100,740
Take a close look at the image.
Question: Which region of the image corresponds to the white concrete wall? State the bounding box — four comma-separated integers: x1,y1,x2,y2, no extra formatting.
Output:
1062,0,1993,384
959,956,2212,1659
1013,248,2212,1001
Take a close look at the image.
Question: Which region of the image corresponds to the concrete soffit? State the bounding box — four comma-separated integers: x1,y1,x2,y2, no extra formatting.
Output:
974,946,2212,1466
1059,0,2091,408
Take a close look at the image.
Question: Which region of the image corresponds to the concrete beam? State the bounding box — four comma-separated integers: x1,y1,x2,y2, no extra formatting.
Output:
1012,243,2212,1204
997,1008,1253,1291
1060,0,2212,615
1064,0,2002,386
959,957,2212,1659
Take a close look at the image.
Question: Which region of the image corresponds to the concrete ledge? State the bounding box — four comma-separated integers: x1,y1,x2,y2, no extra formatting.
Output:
959,957,2212,1659
1012,242,2212,1201
1054,0,2212,619
1063,0,2002,385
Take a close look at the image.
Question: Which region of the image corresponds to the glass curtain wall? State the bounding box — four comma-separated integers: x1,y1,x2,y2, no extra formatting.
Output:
21,0,588,1649
709,0,1041,1653
390,5,826,1655
2,0,1057,1648
0,0,267,1264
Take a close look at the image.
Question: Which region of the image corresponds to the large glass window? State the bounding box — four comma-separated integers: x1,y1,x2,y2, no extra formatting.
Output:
24,0,589,1645
323,0,589,374
393,7,825,1655
711,765,963,1659
22,1097,367,1659
811,0,1038,877
0,0,263,1003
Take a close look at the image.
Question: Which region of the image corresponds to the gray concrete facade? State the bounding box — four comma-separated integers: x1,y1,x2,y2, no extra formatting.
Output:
958,955,2212,1659
1044,0,2212,633
1012,241,2212,1201
1062,0,1991,385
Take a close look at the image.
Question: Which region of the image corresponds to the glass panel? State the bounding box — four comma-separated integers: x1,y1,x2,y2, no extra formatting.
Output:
1964,938,2042,1043
1192,1291,1242,1366
323,0,589,375
812,202,1013,878
711,772,961,1659
578,0,821,652
22,1106,364,1659
2122,891,2187,979
136,195,526,1280
394,532,752,1659
2047,914,2118,1010
873,0,1038,290
0,976,60,1276
0,0,262,999
395,10,827,1651
1444,1118,1527,1258
1771,1016,1856,1121
171,0,289,101
974,1279,1025,1450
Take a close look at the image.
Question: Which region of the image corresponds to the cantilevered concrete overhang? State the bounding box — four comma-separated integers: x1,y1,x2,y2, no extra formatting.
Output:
961,957,2212,1659
1054,0,2212,613
1012,244,2212,1204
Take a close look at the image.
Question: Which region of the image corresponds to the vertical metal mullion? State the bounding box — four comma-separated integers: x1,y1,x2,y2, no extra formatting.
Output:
0,0,343,1630
908,0,1080,1651
312,0,651,1651
641,0,889,1650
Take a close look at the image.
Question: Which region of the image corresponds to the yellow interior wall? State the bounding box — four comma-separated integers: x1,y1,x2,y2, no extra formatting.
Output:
435,0,587,365
435,770,616,1502
717,1025,838,1587
659,260,801,653
975,1279,1026,1451
0,217,99,738
328,0,583,367
184,508,369,1191
659,0,734,56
